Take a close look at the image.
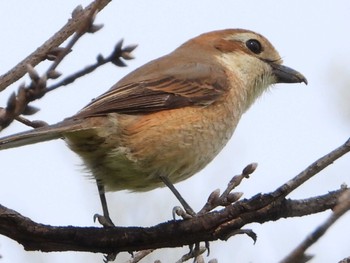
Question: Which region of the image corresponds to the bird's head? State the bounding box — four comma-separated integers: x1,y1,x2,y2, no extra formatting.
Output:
178,29,307,106
184,29,307,85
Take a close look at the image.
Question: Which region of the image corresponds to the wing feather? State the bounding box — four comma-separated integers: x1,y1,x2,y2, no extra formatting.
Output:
74,61,229,118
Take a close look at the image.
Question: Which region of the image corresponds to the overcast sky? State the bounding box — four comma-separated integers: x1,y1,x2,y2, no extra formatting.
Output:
0,1,350,262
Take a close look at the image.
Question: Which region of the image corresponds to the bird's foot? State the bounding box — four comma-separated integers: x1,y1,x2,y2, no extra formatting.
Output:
93,214,117,262
177,242,211,262
171,207,212,261
93,213,115,228
103,252,117,263
172,206,196,220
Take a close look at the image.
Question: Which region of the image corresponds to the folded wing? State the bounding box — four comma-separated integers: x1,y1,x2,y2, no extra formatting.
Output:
75,61,229,117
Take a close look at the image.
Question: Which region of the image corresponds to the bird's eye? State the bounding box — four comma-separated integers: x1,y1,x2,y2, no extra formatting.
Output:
246,39,263,54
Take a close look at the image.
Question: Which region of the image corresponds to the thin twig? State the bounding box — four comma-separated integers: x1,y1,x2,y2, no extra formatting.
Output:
0,0,111,92
198,163,257,215
0,0,117,131
14,116,48,128
280,189,350,263
47,40,137,92
47,3,102,73
272,137,350,199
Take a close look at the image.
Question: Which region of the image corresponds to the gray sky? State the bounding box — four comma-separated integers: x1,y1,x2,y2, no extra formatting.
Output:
0,1,350,262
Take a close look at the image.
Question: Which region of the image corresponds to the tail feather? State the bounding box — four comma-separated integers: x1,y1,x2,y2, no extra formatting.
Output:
0,120,86,150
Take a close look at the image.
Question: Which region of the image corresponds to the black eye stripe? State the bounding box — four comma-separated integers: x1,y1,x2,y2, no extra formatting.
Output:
246,39,263,54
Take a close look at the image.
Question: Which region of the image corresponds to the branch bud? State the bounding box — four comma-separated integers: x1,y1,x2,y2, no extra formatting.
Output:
242,162,258,177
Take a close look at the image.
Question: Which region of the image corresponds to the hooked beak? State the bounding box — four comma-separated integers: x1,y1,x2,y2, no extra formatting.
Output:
269,62,308,85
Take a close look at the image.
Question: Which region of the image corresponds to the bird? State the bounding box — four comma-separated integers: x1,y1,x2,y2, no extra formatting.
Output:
0,28,307,226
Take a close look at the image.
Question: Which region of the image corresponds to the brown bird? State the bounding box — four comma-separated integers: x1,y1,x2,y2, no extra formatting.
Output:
0,29,307,225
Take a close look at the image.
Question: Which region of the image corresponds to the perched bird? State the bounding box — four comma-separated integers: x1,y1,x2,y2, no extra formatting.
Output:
0,29,307,225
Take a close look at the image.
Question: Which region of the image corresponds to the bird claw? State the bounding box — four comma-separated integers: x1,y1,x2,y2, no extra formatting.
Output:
172,206,194,220
172,208,211,260
177,243,208,262
205,241,210,256
93,215,117,262
93,213,115,227
103,252,117,263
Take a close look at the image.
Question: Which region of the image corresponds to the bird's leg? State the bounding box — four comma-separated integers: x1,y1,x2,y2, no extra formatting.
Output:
159,175,196,217
94,180,115,227
93,181,118,262
160,176,211,258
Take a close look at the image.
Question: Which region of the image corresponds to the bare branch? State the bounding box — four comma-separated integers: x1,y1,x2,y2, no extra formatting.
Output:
0,187,346,254
14,115,48,128
0,0,112,92
280,190,350,263
46,40,137,92
272,137,350,199
198,163,257,215
0,0,131,131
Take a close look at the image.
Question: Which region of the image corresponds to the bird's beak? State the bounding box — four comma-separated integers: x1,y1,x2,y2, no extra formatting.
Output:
269,62,308,85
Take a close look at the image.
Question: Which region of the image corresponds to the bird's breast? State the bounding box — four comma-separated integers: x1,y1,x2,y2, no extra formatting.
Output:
102,92,242,191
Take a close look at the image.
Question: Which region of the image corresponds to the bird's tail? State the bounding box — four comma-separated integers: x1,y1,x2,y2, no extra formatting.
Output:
0,119,87,150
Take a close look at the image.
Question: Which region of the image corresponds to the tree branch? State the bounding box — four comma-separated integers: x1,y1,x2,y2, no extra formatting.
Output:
280,190,350,263
0,188,346,254
0,0,111,92
0,0,137,131
46,40,137,92
272,137,350,198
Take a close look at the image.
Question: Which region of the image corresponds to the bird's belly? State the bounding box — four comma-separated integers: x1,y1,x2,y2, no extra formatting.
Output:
102,106,237,191
67,104,239,192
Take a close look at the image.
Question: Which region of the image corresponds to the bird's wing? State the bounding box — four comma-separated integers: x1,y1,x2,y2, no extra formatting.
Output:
74,62,229,118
